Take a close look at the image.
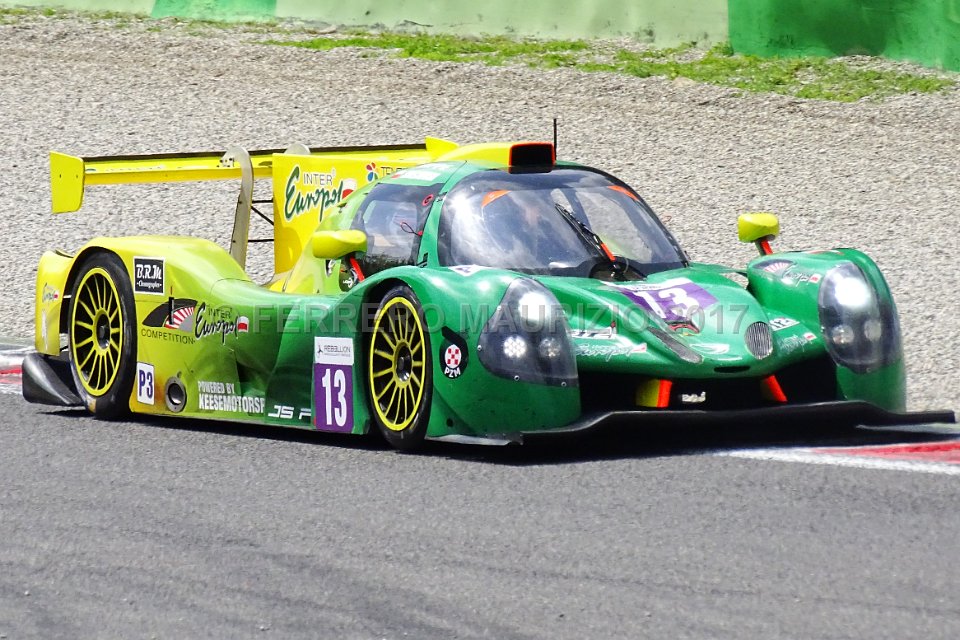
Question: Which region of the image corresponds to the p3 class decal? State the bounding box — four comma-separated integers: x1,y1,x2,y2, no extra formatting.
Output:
615,278,718,324
136,362,155,405
439,327,469,379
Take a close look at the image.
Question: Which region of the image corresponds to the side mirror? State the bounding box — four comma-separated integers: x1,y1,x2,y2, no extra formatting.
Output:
311,229,367,261
737,213,779,255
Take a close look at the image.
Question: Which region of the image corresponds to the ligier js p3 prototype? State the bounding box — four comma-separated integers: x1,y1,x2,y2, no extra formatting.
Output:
25,138,954,449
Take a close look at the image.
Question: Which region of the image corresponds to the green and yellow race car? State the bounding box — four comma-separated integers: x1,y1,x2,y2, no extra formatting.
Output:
23,137,955,449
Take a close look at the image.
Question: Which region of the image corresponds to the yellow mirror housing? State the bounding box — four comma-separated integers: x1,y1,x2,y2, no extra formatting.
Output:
738,213,780,244
311,229,367,260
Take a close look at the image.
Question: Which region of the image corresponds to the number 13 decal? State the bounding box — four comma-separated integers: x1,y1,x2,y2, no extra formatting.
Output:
314,337,355,433
635,287,698,319
319,368,348,428
619,278,718,324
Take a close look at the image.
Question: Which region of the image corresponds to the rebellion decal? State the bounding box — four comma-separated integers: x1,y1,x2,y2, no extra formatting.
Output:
197,380,265,414
133,257,165,295
439,327,469,379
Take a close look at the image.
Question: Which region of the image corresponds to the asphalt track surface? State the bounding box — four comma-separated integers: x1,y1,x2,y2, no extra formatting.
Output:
2,14,960,640
3,387,960,639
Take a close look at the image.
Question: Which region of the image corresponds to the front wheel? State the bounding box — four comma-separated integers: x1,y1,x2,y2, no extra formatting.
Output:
68,253,137,417
367,286,432,451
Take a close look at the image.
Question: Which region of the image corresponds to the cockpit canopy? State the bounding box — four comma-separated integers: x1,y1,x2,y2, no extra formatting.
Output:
436,167,685,277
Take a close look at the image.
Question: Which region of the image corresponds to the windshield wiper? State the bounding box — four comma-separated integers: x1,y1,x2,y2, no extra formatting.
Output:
554,203,625,278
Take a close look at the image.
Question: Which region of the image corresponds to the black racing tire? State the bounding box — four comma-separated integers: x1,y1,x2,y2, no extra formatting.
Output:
67,252,137,418
367,285,433,451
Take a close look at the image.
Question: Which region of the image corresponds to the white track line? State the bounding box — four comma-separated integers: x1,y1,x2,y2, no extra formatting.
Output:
719,447,960,476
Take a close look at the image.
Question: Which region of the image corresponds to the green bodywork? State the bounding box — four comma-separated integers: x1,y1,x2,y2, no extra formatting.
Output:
35,158,906,438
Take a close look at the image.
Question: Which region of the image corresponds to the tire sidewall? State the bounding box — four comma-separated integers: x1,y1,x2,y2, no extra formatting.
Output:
69,253,137,418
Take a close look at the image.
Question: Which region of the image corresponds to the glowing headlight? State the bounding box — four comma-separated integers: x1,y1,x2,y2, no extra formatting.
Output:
832,275,874,309
818,263,901,373
517,291,555,331
503,335,528,359
477,278,577,386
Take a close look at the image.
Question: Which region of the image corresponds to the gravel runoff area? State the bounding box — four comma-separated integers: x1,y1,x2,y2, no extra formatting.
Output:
0,13,957,413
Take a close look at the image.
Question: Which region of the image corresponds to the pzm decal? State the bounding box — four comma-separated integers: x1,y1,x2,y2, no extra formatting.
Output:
439,327,468,379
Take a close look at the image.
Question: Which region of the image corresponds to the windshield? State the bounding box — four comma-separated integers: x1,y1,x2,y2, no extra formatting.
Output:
436,168,685,276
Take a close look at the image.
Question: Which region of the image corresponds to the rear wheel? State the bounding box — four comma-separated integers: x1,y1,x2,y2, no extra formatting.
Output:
367,286,432,451
68,253,137,417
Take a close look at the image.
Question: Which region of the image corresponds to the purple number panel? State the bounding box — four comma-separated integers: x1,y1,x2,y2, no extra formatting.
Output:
617,278,718,323
314,337,354,433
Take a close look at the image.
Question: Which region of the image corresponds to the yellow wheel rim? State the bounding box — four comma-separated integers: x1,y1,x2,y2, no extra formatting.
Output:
369,296,426,432
70,267,124,396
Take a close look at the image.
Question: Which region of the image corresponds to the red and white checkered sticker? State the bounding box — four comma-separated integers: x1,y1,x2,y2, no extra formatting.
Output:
444,345,462,368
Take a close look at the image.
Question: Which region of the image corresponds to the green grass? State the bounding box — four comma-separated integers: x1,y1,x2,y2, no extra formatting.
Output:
612,43,953,102
271,32,954,102
269,32,589,66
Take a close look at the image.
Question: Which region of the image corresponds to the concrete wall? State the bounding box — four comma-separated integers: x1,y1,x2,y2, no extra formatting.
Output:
729,0,960,71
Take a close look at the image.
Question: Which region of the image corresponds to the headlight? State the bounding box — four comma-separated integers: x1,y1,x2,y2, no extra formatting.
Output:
477,279,577,386
818,263,902,373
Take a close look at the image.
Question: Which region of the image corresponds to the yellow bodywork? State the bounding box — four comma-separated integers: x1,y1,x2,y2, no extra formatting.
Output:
43,138,552,354
310,230,368,261
737,212,780,243
50,138,548,279
34,250,73,355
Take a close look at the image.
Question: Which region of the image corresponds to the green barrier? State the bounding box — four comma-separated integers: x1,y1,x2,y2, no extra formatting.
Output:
276,0,728,45
729,0,960,71
153,0,275,20
4,0,730,46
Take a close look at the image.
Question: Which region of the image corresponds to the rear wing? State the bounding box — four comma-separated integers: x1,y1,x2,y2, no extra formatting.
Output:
49,138,555,272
